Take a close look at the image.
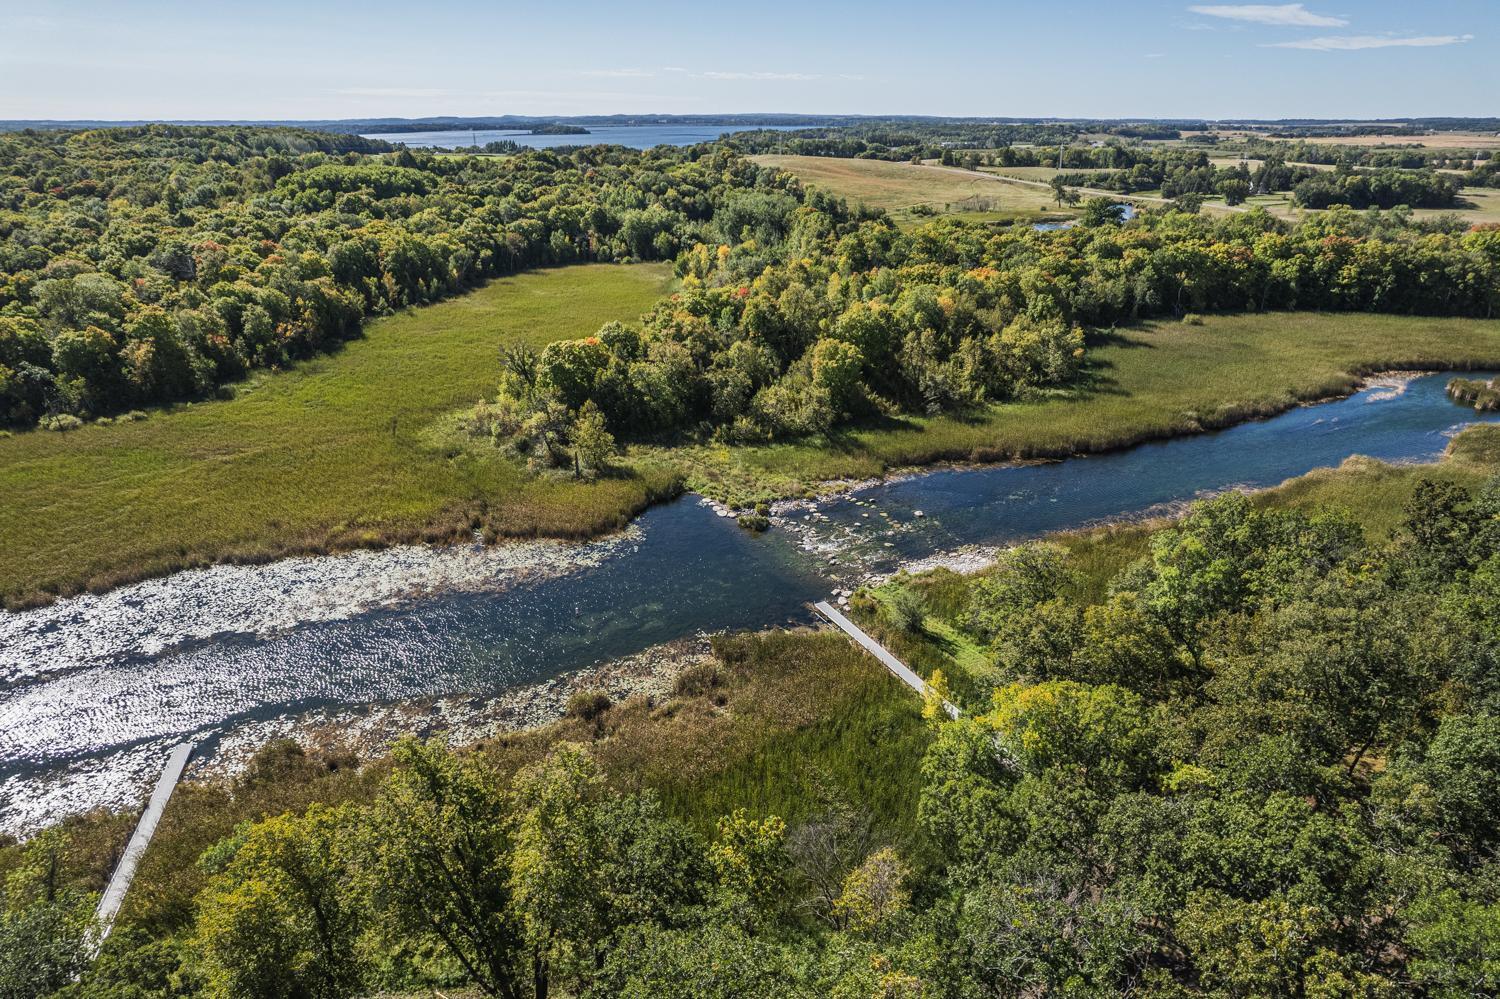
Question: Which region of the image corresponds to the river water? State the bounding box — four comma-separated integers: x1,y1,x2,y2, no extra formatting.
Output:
1,371,1494,834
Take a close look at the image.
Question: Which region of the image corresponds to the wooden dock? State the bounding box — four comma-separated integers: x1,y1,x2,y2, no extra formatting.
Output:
813,600,960,719
91,742,194,949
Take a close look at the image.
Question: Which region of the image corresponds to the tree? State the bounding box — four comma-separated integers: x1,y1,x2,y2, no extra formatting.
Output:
709,810,789,932
967,542,1077,644
359,739,524,999
1216,177,1251,207
1079,197,1127,227
1049,175,1078,208
0,830,97,999
833,848,911,937
193,804,366,999
1406,891,1500,997
508,744,610,998
569,400,615,478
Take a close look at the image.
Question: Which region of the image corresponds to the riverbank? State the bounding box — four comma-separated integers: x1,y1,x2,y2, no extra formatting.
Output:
0,263,677,609
4,308,1500,609
654,313,1500,509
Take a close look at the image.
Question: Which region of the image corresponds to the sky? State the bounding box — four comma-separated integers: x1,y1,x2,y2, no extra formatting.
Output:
1,0,1495,121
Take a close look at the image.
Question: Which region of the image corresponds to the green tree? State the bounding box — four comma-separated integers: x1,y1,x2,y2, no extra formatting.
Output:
709,810,789,932
360,739,524,999
193,804,365,999
568,400,615,478
0,830,97,999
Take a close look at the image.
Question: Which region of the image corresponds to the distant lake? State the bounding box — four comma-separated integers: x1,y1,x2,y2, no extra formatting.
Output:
363,124,810,150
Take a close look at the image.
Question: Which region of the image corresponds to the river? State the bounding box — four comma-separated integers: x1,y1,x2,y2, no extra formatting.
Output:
1,371,1495,834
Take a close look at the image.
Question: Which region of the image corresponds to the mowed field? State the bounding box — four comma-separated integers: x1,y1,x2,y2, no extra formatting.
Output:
0,264,675,607
752,154,1070,225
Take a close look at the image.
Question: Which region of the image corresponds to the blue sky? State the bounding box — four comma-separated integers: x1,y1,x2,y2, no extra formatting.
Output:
1,1,1494,120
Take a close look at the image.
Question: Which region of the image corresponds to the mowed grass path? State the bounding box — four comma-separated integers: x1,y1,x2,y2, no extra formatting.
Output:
0,264,674,606
751,154,1068,225
667,312,1500,504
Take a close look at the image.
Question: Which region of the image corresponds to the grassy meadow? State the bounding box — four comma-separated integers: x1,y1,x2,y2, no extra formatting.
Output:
0,263,675,607
751,154,1071,225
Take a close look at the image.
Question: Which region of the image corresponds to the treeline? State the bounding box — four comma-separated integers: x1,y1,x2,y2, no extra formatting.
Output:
1048,149,1463,209
0,126,802,427
8,482,1500,996
1243,137,1494,172
471,196,1500,472
727,121,1177,162
1292,168,1463,210
853,480,1500,995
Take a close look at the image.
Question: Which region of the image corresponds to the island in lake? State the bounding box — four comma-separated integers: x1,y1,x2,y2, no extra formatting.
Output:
528,123,589,135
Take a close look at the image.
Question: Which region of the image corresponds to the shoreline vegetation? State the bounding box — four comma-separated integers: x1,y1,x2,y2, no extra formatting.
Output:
12,425,1498,994
6,128,1500,609
4,305,1500,608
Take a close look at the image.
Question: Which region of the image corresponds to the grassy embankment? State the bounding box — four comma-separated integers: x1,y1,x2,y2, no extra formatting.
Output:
750,153,1074,227
0,264,675,608
6,301,1500,608
857,422,1500,706
664,312,1500,506
37,628,930,934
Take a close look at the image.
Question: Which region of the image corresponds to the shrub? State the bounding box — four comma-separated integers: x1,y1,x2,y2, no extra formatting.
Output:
673,661,725,698
40,413,84,432
881,585,926,634
738,514,770,532
564,689,612,722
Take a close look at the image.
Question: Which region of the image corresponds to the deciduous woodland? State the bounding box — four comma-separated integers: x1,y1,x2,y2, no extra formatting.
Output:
5,117,1500,999
3,125,1500,441
8,441,1500,996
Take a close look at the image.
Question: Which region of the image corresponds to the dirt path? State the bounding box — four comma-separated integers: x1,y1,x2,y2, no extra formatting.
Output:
922,162,1250,214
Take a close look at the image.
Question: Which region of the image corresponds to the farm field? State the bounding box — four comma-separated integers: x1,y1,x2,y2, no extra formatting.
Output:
751,154,1071,225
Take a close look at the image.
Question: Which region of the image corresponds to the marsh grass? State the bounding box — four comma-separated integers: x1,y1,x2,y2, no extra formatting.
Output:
72,629,930,933
0,264,675,607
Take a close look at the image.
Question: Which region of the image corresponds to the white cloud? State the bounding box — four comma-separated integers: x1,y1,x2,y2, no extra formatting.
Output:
1187,4,1348,26
697,70,821,81
1267,32,1474,50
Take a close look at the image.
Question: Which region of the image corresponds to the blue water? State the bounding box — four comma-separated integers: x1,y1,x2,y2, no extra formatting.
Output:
363,124,808,150
1034,202,1136,231
1,371,1495,828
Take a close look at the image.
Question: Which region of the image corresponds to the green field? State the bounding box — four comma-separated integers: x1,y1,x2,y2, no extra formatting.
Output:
6,275,1500,608
751,154,1071,225
0,264,675,607
657,312,1500,505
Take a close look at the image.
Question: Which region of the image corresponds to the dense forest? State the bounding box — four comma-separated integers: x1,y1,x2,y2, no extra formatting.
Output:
470,193,1500,471
6,481,1499,997
3,126,1496,447
0,126,802,428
